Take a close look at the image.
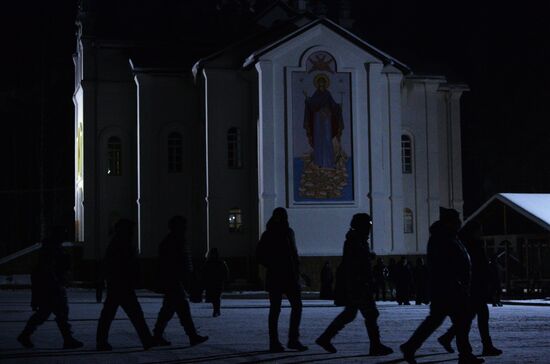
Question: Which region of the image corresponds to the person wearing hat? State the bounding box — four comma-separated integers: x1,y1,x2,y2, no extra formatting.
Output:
400,208,483,364
18,226,83,349
315,213,393,356
96,219,154,351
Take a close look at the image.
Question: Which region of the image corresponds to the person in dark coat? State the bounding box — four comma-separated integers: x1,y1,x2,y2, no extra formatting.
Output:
395,257,413,305
437,221,502,356
315,213,393,356
152,216,208,347
18,226,83,349
400,208,483,364
413,257,430,305
96,219,154,351
319,261,334,300
202,248,229,317
256,207,308,352
488,255,502,306
373,258,387,301
387,258,397,301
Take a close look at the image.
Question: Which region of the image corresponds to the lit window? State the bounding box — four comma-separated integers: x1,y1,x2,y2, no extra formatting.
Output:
168,132,183,173
404,208,414,233
107,136,122,176
227,127,243,168
228,207,243,232
401,135,413,174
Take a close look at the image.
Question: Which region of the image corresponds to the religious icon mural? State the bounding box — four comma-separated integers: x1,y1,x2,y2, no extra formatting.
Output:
289,51,354,204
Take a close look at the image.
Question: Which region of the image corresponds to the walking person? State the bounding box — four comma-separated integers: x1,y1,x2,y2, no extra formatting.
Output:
413,257,429,305
315,213,393,356
319,261,334,300
373,258,387,301
437,221,502,356
202,248,229,317
256,207,308,352
96,219,154,351
152,216,208,346
18,226,83,349
400,208,483,364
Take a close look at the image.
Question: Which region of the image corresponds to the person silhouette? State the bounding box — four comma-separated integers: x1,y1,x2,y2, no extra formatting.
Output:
387,258,397,301
315,213,393,356
18,226,83,349
96,219,154,351
400,208,484,364
256,207,308,352
396,257,412,305
319,261,334,300
373,258,387,301
152,216,208,347
413,257,429,305
202,248,229,317
437,221,502,356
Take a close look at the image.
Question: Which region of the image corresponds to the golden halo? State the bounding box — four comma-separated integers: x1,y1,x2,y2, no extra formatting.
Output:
313,73,330,89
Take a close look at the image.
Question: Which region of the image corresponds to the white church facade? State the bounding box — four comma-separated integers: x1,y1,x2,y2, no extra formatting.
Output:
74,3,467,284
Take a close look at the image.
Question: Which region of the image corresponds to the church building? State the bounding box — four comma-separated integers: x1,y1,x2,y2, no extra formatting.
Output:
74,1,467,284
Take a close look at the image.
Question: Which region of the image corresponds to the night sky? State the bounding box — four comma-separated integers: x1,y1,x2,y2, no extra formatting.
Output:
2,0,550,255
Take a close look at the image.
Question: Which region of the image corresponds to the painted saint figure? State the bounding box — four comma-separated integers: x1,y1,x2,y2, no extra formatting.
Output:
303,73,344,169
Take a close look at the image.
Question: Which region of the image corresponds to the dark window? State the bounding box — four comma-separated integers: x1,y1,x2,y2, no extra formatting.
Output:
401,135,413,174
228,207,243,232
107,136,122,176
227,127,243,168
168,132,183,173
404,208,414,233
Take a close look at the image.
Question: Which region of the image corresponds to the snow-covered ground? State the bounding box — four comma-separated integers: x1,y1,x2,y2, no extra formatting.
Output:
1,289,549,363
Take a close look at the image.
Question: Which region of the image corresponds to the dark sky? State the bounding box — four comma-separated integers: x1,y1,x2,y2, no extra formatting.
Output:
1,0,550,252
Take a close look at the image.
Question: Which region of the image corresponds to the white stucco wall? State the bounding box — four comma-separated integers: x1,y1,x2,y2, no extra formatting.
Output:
255,23,405,256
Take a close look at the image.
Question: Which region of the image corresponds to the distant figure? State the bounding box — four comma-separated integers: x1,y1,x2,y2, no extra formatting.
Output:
315,213,393,356
256,207,308,352
152,216,208,347
387,258,397,301
413,257,429,305
395,257,413,305
18,226,83,349
438,221,502,356
202,248,229,317
373,258,387,301
400,208,484,364
319,261,334,300
488,255,502,307
96,219,154,351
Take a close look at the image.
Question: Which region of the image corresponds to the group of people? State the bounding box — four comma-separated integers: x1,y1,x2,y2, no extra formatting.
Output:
18,216,219,351
257,207,502,364
18,207,502,364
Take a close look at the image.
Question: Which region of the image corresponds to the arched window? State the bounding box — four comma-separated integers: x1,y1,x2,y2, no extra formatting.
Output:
401,135,413,174
228,207,243,232
404,208,414,233
107,136,122,176
168,132,183,173
227,127,242,168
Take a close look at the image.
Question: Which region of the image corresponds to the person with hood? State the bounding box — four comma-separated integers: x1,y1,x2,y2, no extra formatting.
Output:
18,226,83,349
152,216,208,347
96,219,154,351
256,207,308,352
315,213,393,356
202,248,229,317
400,208,483,364
437,221,502,356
